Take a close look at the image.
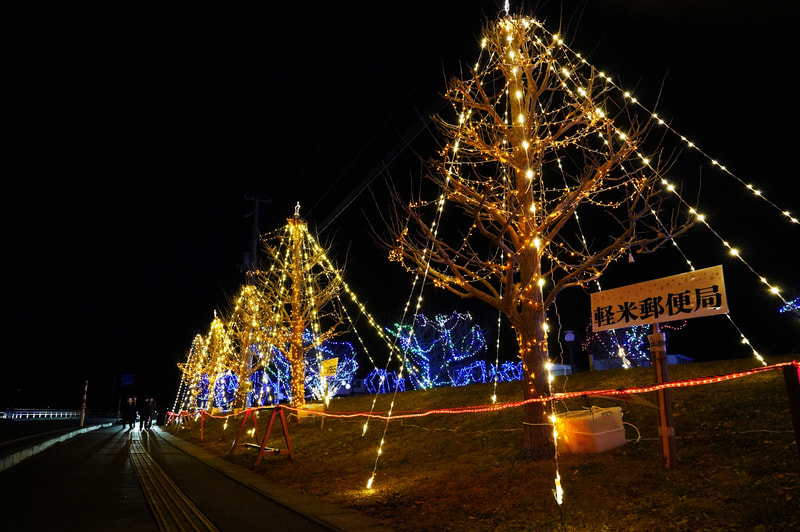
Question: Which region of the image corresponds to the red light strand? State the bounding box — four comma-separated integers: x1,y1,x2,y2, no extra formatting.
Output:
170,361,797,423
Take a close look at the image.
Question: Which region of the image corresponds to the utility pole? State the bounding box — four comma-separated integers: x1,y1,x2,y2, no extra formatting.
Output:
244,195,272,272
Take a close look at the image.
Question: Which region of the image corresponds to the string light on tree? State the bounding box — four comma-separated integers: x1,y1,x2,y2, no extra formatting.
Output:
380,12,694,462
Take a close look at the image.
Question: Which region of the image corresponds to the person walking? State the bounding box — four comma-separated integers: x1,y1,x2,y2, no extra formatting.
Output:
122,397,136,430
146,396,157,429
138,395,151,431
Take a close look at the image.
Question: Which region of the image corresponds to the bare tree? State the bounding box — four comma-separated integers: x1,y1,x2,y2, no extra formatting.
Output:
381,15,694,458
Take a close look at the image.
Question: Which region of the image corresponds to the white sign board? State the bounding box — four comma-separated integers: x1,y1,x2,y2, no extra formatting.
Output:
590,265,728,332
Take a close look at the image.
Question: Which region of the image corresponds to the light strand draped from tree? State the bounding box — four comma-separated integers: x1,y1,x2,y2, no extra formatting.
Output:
380,15,694,459
253,208,347,409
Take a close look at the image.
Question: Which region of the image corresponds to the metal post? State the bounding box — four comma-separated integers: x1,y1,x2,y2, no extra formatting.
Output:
648,324,676,469
79,380,88,427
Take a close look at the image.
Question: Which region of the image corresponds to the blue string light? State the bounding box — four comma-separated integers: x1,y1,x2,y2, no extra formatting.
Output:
386,311,489,389
253,328,359,406
778,297,800,318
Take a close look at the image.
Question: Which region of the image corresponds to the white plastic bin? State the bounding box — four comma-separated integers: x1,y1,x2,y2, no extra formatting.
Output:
556,406,626,453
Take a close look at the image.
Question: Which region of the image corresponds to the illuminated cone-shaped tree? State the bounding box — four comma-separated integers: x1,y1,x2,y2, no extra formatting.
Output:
176,333,205,411
382,15,694,459
201,312,237,409
226,284,270,409
254,206,346,409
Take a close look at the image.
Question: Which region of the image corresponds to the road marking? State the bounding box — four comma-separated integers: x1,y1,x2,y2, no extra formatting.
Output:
129,432,219,532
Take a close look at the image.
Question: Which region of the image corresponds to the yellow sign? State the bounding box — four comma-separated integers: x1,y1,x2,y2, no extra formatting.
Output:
590,265,728,332
320,358,338,377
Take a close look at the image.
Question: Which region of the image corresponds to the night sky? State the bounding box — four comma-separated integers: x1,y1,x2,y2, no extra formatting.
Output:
5,1,798,411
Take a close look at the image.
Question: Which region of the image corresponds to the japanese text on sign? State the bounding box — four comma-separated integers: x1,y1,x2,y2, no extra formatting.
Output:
590,265,728,332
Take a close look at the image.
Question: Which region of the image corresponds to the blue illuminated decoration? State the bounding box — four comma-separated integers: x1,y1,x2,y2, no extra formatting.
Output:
192,371,239,410
304,335,359,401
493,360,525,382
582,324,650,367
213,371,238,409
194,374,209,409
386,311,489,389
582,321,685,367
364,360,524,395
254,328,359,405
190,329,359,409
779,297,800,318
364,369,406,394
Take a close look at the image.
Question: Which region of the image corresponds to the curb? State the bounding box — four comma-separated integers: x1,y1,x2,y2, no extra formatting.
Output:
0,423,113,473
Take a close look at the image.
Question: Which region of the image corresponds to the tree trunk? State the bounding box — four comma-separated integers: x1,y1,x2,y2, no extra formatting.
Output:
233,349,254,410
516,299,555,460
206,374,217,410
234,375,251,410
289,330,305,408
521,374,554,460
289,218,306,409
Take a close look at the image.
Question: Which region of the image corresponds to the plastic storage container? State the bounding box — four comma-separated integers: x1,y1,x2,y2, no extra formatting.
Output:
556,406,626,453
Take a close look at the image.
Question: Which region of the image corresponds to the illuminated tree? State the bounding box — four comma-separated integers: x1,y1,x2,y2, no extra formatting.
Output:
226,284,271,409
175,313,237,410
252,206,347,408
176,333,205,411
263,329,359,403
201,312,237,409
381,15,694,458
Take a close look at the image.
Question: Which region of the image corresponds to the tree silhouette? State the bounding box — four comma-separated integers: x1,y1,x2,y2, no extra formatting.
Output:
381,14,694,458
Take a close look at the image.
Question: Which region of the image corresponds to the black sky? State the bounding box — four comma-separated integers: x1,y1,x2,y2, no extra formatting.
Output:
4,1,798,410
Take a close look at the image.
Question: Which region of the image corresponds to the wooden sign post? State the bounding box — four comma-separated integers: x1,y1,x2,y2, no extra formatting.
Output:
590,265,728,469
649,324,676,469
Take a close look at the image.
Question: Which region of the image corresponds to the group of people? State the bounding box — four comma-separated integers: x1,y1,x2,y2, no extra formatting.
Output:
122,395,157,430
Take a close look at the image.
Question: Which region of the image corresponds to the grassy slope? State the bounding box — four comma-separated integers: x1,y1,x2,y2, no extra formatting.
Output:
174,356,799,531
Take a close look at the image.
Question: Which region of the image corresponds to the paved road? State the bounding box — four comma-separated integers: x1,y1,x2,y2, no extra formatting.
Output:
0,424,391,531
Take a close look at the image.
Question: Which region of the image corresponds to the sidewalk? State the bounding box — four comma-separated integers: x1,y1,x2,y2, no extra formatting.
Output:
150,426,392,531
0,424,393,531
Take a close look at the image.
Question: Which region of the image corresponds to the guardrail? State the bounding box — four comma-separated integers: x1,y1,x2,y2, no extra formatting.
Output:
2,409,83,420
